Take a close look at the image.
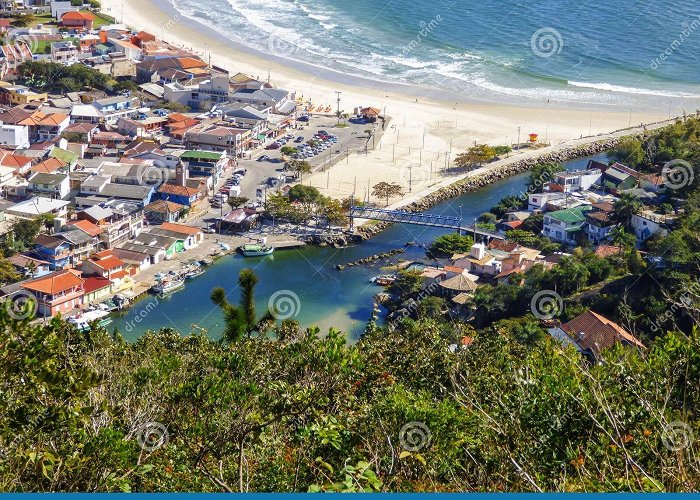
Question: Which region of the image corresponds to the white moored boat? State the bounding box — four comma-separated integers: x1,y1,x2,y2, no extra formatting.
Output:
68,308,112,331
151,277,185,296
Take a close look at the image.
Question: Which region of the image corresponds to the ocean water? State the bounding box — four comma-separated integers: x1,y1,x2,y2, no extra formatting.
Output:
168,0,700,110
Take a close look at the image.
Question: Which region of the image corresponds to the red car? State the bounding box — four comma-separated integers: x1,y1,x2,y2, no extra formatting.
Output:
265,143,281,150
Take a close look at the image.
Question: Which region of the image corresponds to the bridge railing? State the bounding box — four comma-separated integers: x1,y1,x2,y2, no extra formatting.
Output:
350,206,463,229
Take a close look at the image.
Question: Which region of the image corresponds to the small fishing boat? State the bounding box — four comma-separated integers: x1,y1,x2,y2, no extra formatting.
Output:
185,266,205,279
370,274,397,286
68,308,112,331
239,243,275,257
151,277,185,296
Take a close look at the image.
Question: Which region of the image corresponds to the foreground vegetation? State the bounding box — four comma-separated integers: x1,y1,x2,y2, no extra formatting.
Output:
1,307,698,492
3,118,700,492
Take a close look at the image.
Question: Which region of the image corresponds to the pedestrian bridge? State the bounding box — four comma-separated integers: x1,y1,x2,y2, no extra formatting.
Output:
349,206,505,240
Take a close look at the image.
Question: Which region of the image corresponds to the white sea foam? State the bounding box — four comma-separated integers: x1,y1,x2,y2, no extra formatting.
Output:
168,0,700,109
568,80,700,99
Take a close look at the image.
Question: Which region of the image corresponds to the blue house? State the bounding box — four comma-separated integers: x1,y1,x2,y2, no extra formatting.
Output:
156,183,202,207
34,235,72,270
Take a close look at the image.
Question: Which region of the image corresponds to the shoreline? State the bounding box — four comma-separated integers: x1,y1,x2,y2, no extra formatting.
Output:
101,0,669,151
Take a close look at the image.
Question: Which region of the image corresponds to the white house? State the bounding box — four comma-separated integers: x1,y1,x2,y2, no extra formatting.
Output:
528,191,566,212
51,41,78,63
27,172,71,200
0,123,29,149
6,197,70,219
552,168,602,192
631,209,678,243
542,205,592,245
51,0,79,19
451,243,502,277
71,103,103,124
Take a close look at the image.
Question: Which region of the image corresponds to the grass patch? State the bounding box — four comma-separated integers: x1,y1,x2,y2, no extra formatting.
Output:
85,10,113,28
29,13,57,28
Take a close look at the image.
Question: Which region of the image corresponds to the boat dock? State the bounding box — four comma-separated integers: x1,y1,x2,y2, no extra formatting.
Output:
273,240,307,250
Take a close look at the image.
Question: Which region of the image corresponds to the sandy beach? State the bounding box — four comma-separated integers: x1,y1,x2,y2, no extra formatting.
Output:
100,0,670,203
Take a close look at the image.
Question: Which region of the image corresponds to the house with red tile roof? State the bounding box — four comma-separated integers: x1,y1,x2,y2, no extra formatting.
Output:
156,182,204,207
21,269,85,317
60,11,96,30
548,310,645,361
0,152,33,174
63,122,99,142
160,221,204,246
82,249,133,281
82,275,114,304
143,199,185,224
29,157,69,175
0,42,33,78
18,111,70,142
131,31,156,48
65,219,103,238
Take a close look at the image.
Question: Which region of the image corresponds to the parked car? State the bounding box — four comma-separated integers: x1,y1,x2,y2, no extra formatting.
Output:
265,143,281,150
298,115,310,122
257,154,269,161
294,136,304,143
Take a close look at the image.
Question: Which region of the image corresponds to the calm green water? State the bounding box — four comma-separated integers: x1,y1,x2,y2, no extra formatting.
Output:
111,155,604,341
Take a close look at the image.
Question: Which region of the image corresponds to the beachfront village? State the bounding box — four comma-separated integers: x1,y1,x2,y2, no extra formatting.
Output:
0,1,688,358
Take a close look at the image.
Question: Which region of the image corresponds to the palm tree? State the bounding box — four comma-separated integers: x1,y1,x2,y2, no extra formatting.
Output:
210,268,274,342
612,193,642,229
610,226,636,250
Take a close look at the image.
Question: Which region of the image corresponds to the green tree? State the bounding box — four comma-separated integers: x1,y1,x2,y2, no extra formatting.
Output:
372,182,403,206
428,233,474,258
11,13,35,27
280,145,298,157
288,184,321,205
526,162,565,193
490,194,524,218
210,269,273,342
612,192,642,228
477,212,497,224
454,144,497,170
610,137,645,167
287,159,312,181
227,196,249,209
